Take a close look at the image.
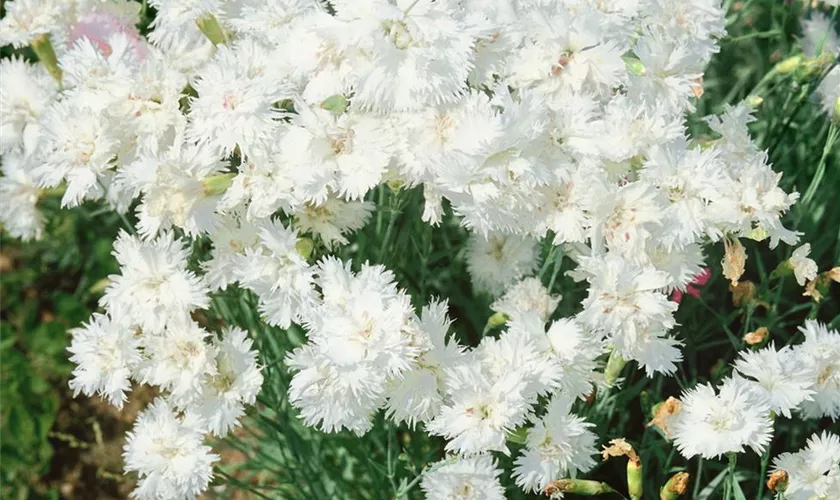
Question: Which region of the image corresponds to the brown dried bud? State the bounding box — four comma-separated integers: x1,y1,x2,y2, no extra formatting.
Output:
722,237,747,287
647,397,681,438
730,280,756,308
767,470,789,493
690,77,704,98
660,472,689,499
601,438,639,463
743,327,769,345
828,267,840,283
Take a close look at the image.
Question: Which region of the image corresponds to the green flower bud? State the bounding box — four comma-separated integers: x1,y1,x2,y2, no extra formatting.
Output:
201,173,236,197
604,350,626,388
295,238,315,260
196,14,230,46
320,94,348,115
31,34,62,83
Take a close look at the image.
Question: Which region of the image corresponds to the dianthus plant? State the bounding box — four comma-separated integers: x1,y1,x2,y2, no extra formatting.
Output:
2,0,839,499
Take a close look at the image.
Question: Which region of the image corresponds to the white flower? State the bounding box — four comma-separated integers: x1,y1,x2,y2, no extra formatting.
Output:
60,33,140,104
733,343,816,418
420,455,505,500
513,394,598,494
0,0,64,48
68,313,141,409
491,277,561,322
188,39,292,159
0,57,57,155
0,152,44,241
578,254,677,344
201,215,261,291
590,181,665,259
789,243,818,286
294,194,374,248
122,141,226,238
188,327,264,437
139,319,217,404
543,317,604,398
385,299,466,427
286,258,418,434
426,358,531,455
123,398,219,500
279,104,396,202
466,231,540,296
771,431,840,500
101,231,210,334
149,0,224,26
793,320,840,420
337,0,476,112
230,219,316,328
672,375,773,459
35,98,123,207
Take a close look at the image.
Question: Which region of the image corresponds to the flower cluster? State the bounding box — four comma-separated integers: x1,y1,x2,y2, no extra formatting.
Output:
0,0,835,499
668,320,839,460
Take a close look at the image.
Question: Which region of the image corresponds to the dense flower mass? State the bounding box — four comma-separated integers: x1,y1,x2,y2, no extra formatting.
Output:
1,0,837,499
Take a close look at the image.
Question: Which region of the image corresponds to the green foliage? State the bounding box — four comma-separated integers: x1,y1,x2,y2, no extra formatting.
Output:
0,205,122,498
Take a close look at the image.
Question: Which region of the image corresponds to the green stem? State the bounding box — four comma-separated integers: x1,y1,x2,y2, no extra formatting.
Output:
802,124,839,206
724,453,737,500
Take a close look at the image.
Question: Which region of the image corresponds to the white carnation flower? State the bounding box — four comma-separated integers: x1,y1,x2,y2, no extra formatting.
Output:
187,327,264,437
733,342,816,418
673,375,773,459
466,231,540,296
123,398,219,500
0,57,57,155
788,243,818,286
68,313,141,409
0,152,45,241
513,394,598,494
794,320,840,420
101,231,210,334
421,455,505,500
771,431,840,500
491,277,561,322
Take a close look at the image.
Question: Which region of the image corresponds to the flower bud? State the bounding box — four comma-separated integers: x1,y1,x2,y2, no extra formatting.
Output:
483,311,509,333
506,426,528,445
745,95,764,108
295,237,315,260
660,472,689,500
601,438,642,500
766,470,789,493
647,397,681,438
722,237,747,287
729,280,755,308
544,479,615,496
196,14,229,46
774,55,803,74
31,34,62,83
320,94,348,115
201,173,236,197
743,327,768,345
622,55,646,76
604,350,626,388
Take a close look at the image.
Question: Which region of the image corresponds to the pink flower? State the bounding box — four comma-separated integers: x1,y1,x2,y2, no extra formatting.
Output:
672,268,712,303
68,11,147,60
